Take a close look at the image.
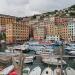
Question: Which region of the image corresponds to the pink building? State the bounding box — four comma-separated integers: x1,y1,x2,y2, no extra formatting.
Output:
55,17,68,25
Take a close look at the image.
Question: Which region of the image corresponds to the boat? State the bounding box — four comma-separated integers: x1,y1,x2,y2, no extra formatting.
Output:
27,41,39,45
68,51,75,55
42,57,66,65
29,66,41,75
23,67,30,75
24,56,34,64
36,49,52,55
28,44,45,51
14,56,34,64
0,65,14,75
41,67,53,75
66,67,75,75
13,45,29,53
54,67,66,75
65,43,75,51
8,70,17,75
36,47,54,55
0,52,20,56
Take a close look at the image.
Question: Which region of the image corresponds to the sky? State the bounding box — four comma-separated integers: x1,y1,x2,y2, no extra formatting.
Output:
0,0,75,17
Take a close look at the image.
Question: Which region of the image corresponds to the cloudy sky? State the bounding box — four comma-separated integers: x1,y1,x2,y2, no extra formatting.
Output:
0,0,75,17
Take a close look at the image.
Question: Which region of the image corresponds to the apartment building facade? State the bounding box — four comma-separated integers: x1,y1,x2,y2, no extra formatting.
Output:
6,21,29,44
33,26,45,40
0,15,16,32
68,18,75,41
54,16,69,41
46,35,59,41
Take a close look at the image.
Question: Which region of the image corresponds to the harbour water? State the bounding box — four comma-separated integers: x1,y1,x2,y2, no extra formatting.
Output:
0,44,75,74
24,50,75,71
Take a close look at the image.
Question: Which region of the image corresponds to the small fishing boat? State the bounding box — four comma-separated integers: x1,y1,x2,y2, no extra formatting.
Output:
41,67,53,75
0,65,14,75
23,67,30,75
66,67,75,75
29,66,41,75
54,67,66,75
8,70,17,75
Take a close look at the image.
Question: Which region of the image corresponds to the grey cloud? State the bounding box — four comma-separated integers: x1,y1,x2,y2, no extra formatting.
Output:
7,0,29,6
0,0,75,17
29,0,75,12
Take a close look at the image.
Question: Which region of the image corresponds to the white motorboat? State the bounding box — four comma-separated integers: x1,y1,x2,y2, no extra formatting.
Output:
14,56,34,64
36,49,52,55
0,65,14,75
65,43,75,51
54,67,66,75
66,67,75,75
29,66,41,75
41,67,53,75
68,51,75,55
42,57,66,65
24,56,34,64
13,45,29,53
23,67,30,75
28,44,45,51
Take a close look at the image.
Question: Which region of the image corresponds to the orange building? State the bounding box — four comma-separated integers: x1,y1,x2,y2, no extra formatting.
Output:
0,15,16,32
46,22,58,36
6,21,29,44
54,16,69,41
56,25,69,41
40,16,69,41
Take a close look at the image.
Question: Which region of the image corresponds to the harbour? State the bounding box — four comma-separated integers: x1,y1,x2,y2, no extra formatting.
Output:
0,41,75,75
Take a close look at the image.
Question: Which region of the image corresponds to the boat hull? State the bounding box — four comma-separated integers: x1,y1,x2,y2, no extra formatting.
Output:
41,67,53,75
29,66,41,75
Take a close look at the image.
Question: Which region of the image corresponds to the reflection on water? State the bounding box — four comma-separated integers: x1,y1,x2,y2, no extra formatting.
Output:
24,50,75,71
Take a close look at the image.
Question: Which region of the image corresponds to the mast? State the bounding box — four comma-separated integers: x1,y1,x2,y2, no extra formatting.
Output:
60,41,64,75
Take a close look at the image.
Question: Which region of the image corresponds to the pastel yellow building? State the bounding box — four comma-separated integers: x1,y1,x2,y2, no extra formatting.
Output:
33,26,45,40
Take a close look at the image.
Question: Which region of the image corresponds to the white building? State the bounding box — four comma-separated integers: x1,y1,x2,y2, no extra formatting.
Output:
46,35,59,41
68,18,75,41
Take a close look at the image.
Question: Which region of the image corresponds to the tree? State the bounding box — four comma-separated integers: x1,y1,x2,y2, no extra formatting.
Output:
69,5,75,10
0,32,6,40
70,12,75,16
2,32,6,41
0,33,3,40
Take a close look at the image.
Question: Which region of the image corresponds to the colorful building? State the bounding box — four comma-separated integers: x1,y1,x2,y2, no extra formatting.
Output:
0,15,16,32
68,18,75,41
33,26,45,40
54,16,69,41
6,21,29,44
46,35,59,41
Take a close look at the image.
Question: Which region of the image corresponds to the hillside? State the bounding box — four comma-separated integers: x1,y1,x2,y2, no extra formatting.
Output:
36,4,75,17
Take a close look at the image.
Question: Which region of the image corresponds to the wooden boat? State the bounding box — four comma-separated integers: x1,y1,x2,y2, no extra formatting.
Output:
8,70,17,75
0,65,14,75
66,67,75,75
41,67,53,75
8,67,30,75
29,66,41,75
23,67,30,75
54,67,66,75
